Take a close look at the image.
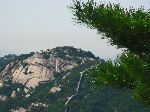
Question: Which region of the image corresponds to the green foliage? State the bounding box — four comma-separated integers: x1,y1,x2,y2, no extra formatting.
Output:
1,60,150,111
0,54,17,72
52,46,96,59
70,0,150,104
0,81,25,96
17,52,35,61
0,52,35,73
24,60,150,111
88,53,150,104
70,0,150,59
43,52,50,59
0,82,26,112
135,81,150,105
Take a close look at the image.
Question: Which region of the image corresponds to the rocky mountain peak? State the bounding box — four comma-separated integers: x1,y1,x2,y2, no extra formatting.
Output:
0,46,98,88
0,47,149,112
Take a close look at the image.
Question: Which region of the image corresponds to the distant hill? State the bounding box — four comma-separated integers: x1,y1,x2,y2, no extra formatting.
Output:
0,54,17,72
0,46,150,112
0,50,16,57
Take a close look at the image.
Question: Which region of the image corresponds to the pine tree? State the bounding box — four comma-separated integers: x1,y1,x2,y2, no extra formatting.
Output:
70,0,150,104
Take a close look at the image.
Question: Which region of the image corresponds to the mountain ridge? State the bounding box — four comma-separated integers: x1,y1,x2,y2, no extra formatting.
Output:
0,46,150,112
0,46,101,88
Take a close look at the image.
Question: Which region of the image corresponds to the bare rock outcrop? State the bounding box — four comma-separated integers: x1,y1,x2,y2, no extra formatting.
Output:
11,90,16,98
50,86,61,93
0,47,97,89
0,80,3,87
11,108,27,112
12,63,54,88
0,52,78,88
0,95,7,102
30,102,48,107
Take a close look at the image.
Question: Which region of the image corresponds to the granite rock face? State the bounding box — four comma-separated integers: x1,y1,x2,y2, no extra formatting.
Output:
1,54,77,88
11,108,27,112
11,55,55,88
50,86,61,93
0,46,95,88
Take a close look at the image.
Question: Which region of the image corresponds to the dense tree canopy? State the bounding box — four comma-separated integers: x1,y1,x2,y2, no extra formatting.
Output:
70,0,150,104
71,0,150,60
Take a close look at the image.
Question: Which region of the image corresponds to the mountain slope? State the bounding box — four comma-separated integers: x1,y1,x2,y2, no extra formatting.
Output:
0,46,150,112
0,46,99,88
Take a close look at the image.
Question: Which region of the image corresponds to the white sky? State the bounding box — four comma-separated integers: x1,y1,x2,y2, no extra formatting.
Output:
0,0,149,59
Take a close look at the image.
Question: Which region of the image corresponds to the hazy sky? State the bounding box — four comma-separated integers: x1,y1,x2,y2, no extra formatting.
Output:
0,0,149,59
